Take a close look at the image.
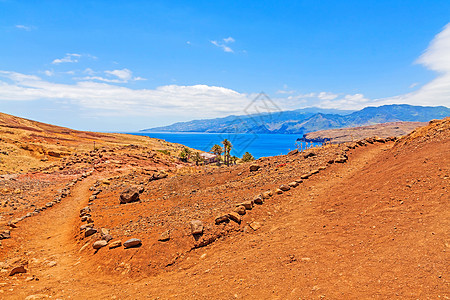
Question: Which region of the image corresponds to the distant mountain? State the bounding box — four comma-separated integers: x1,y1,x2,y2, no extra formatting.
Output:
141,105,450,135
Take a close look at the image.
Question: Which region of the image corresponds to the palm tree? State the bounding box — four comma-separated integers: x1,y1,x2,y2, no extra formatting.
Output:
221,139,232,166
210,144,223,164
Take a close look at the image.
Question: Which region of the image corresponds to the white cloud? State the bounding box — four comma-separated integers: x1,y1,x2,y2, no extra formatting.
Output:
317,92,338,100
105,69,133,81
0,71,251,117
44,70,54,77
211,37,235,53
15,25,34,31
52,53,81,64
409,82,418,88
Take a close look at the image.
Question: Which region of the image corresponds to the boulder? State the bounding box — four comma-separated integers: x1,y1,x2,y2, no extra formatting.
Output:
234,206,246,215
300,174,310,179
190,220,204,235
249,222,261,231
275,188,283,194
279,184,290,191
101,234,113,242
227,212,241,224
288,181,298,188
253,195,264,205
158,230,170,241
109,240,122,249
0,230,11,240
262,191,273,199
295,179,304,184
92,240,108,249
9,265,26,276
119,187,140,204
239,200,254,210
123,238,142,248
249,165,260,172
215,215,229,224
84,227,97,237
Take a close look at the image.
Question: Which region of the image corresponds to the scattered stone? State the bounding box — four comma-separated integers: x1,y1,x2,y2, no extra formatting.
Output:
84,228,97,237
100,228,109,235
80,223,94,231
123,238,142,248
93,240,108,249
253,195,264,205
9,265,26,276
262,191,273,199
227,212,241,224
109,240,122,249
101,234,113,242
215,215,229,224
303,151,316,158
92,189,101,196
119,186,140,204
25,294,49,300
249,222,261,231
45,202,53,208
334,156,347,163
275,188,283,194
310,169,319,175
279,184,291,191
295,179,303,184
234,206,246,215
300,174,310,179
89,195,96,202
288,149,298,155
288,181,298,188
158,230,170,241
190,220,204,235
0,230,10,240
239,200,254,210
47,261,57,267
249,165,260,172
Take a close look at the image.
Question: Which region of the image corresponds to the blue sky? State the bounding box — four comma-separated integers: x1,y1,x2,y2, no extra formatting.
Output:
0,0,449,131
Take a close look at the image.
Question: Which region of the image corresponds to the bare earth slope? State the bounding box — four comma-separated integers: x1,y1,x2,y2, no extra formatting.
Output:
0,116,448,299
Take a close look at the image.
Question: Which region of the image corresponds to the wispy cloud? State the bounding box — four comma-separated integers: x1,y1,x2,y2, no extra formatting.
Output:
52,53,82,64
211,37,235,53
79,68,146,83
15,25,34,31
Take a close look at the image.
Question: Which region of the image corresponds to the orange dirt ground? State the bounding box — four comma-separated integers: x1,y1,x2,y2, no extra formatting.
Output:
0,115,448,299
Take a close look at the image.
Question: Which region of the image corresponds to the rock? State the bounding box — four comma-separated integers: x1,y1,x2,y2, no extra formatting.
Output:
80,206,91,215
84,227,97,237
25,294,49,299
262,191,273,199
100,228,109,235
80,223,94,231
295,179,304,184
227,212,241,224
275,188,283,194
109,240,122,249
288,149,298,155
190,220,204,235
300,174,310,179
123,238,142,248
47,261,57,267
249,222,261,231
101,234,113,242
288,181,298,188
158,230,170,241
279,184,290,191
92,189,101,195
9,265,26,276
239,200,254,210
215,215,229,224
249,165,260,172
89,195,96,202
234,206,246,215
93,240,108,249
253,195,264,205
45,202,53,208
119,187,140,204
303,151,316,158
310,169,319,175
0,230,11,240
334,156,347,163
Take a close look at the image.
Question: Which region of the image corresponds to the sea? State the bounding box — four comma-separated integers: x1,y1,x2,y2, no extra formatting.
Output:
127,132,322,159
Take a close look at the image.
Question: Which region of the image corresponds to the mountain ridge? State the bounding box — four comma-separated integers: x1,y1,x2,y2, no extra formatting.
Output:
141,104,450,135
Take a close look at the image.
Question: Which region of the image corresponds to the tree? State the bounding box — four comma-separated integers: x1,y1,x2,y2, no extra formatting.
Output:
210,144,223,164
192,152,203,166
231,155,239,165
179,147,191,162
221,139,233,166
241,151,255,162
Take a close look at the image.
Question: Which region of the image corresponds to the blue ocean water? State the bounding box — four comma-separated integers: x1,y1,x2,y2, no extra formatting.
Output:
127,132,321,159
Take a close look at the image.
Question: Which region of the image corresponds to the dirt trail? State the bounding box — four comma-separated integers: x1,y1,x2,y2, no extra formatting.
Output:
3,138,447,299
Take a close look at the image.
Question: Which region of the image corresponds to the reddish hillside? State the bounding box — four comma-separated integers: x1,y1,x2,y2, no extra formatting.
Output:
0,116,448,299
